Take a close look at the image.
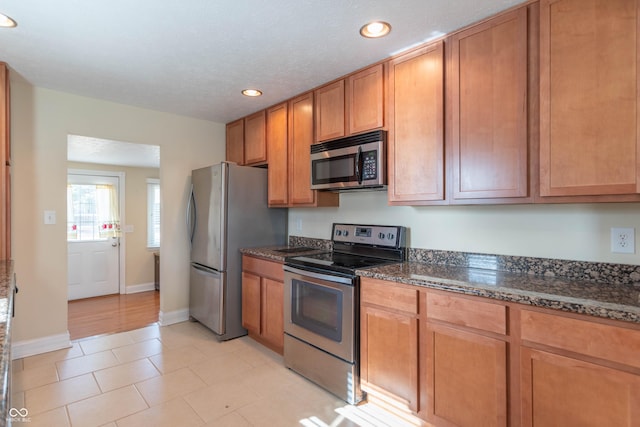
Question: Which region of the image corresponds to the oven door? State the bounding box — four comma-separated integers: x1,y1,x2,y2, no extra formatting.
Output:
283,265,356,363
310,141,384,190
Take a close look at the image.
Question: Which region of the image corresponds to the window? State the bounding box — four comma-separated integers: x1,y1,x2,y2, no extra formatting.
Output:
147,179,160,248
67,178,120,241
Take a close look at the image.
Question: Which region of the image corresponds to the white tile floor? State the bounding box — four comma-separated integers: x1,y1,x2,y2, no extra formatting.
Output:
11,321,421,427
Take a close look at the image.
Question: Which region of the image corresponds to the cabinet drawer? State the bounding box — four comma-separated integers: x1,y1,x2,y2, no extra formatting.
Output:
427,292,506,335
361,278,418,315
521,310,640,369
242,255,284,281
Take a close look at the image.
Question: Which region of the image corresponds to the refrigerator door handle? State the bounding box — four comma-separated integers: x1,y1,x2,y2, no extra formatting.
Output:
186,184,196,244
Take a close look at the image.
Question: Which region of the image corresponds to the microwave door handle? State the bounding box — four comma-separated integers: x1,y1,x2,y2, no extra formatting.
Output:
356,146,363,184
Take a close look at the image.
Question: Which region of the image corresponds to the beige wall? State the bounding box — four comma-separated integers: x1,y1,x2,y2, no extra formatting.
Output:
67,162,159,289
290,191,640,265
11,80,225,343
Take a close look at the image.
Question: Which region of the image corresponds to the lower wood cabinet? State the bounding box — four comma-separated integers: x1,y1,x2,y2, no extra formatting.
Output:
521,348,640,427
425,324,507,427
360,278,419,412
241,255,284,354
360,278,640,426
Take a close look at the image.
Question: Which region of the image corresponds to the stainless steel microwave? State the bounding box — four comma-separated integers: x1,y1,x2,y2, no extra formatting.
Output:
310,130,386,191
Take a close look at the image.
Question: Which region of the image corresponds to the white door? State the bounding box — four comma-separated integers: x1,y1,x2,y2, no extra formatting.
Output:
67,174,121,300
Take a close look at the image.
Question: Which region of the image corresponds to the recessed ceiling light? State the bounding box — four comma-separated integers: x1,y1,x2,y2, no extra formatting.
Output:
360,21,391,38
242,89,262,97
0,13,16,28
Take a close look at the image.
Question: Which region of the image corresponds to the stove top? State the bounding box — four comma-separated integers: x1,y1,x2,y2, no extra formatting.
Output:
285,223,406,276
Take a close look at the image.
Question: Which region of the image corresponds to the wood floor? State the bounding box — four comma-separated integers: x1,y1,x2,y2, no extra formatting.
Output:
68,290,160,340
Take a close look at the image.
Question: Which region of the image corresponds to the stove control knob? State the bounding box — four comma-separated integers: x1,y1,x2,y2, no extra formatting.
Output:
378,232,385,239
335,230,342,236
387,233,395,240
343,230,349,236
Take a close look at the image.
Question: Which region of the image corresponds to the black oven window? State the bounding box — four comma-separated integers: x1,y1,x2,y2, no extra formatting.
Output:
291,279,343,342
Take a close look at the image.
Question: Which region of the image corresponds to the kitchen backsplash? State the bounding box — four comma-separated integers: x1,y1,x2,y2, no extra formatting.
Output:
289,235,640,286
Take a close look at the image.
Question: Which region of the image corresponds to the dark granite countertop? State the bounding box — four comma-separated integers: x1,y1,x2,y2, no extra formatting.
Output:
240,246,328,262
243,240,640,325
0,262,14,427
357,262,640,324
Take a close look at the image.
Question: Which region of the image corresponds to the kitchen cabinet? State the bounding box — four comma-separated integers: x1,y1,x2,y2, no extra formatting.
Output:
423,292,508,426
266,102,288,206
360,278,420,413
520,309,640,426
314,63,384,142
387,42,445,205
267,93,339,208
225,110,267,166
0,63,9,260
447,6,531,203
241,255,284,354
243,110,267,166
225,118,244,165
539,0,640,198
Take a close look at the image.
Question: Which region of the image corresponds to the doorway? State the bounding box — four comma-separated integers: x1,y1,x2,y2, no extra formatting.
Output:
67,135,161,338
67,171,124,300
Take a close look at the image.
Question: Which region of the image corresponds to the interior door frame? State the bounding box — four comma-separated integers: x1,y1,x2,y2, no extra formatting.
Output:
67,168,126,295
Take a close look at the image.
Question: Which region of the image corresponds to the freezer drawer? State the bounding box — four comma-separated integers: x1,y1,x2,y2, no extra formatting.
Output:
189,263,225,334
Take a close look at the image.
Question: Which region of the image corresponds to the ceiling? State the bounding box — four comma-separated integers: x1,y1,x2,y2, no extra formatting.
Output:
1,0,525,168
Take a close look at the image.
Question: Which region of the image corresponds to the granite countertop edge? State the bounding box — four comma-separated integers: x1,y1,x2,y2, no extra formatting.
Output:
240,246,328,262
0,262,14,427
357,262,640,324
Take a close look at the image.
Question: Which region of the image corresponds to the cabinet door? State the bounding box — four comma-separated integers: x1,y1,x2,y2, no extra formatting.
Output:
241,271,261,333
387,42,445,204
449,7,529,201
361,304,419,411
347,64,384,135
226,119,244,165
289,92,339,207
315,80,345,142
521,348,640,427
262,278,284,351
267,103,289,207
539,0,640,196
425,324,508,427
244,110,267,165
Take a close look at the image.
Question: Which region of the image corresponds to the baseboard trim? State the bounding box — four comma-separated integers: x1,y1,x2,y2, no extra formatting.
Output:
158,309,190,326
126,282,156,294
12,332,72,360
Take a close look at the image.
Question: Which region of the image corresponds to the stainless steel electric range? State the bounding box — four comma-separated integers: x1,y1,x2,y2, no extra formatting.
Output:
283,223,406,404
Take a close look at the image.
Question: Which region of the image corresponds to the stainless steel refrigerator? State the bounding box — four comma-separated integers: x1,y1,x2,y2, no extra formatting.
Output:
187,162,287,340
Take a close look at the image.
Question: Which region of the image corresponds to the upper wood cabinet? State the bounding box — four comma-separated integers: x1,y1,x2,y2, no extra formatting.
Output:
314,64,384,142
539,0,640,197
267,92,339,208
347,64,385,135
243,110,267,166
314,80,345,142
226,110,268,166
387,42,445,205
225,119,244,165
266,102,289,206
0,63,9,260
447,7,530,202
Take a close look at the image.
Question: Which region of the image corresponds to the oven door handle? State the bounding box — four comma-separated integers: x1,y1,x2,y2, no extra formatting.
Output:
283,265,354,285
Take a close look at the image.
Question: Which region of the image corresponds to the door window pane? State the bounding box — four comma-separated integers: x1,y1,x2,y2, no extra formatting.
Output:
67,184,120,241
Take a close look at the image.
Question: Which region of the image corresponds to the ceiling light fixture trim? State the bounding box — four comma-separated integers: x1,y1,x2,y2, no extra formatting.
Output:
360,21,391,38
242,89,263,97
0,13,16,28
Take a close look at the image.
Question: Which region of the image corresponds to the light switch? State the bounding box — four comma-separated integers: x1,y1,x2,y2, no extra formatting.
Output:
44,210,56,225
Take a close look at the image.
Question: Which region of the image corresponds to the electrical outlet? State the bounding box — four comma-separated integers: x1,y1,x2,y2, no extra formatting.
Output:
611,227,635,254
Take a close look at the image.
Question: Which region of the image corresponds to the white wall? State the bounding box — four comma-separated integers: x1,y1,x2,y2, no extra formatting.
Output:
289,191,640,265
11,80,225,345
